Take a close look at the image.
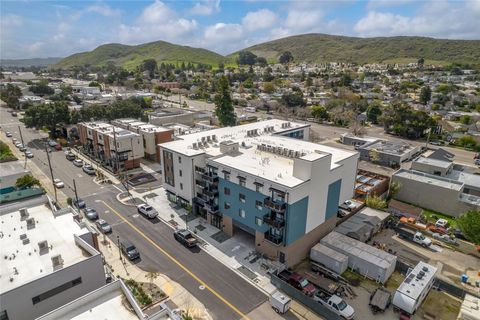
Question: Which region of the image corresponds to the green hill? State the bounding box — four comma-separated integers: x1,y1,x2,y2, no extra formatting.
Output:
54,41,229,70
231,33,480,66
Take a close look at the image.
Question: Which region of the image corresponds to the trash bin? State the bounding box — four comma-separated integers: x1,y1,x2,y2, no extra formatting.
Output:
461,274,469,283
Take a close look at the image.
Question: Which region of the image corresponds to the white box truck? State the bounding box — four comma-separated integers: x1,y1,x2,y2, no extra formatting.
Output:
392,261,437,315
269,291,292,314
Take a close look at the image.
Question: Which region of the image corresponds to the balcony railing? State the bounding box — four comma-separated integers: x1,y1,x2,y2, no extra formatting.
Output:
203,188,218,198
205,203,219,213
263,214,285,228
264,197,287,212
264,232,284,245
195,179,207,188
193,197,206,206
194,166,206,174
201,173,219,183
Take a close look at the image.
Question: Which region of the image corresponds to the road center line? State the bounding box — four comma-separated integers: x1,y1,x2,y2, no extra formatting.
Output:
100,201,250,320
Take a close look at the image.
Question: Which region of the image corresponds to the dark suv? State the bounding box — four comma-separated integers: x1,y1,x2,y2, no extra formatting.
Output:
120,241,140,260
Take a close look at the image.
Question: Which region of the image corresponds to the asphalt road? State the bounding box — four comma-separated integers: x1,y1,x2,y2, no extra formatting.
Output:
0,109,267,320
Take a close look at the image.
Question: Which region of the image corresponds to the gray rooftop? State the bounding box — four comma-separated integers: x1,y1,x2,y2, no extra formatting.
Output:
361,140,417,155
394,169,464,191
413,157,453,169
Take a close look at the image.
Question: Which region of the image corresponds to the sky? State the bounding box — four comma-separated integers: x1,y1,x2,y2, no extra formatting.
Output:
1,0,480,59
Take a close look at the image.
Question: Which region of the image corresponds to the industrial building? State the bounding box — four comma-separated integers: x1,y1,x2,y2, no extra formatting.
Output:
77,122,144,172
0,197,105,320
335,207,389,242
159,119,358,266
320,231,396,283
358,139,421,167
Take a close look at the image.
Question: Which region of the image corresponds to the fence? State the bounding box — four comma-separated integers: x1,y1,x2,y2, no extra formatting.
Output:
0,188,44,204
395,259,479,299
270,273,341,320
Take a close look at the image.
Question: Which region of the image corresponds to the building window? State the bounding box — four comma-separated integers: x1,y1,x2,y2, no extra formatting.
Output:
224,187,230,195
224,202,231,210
255,200,263,210
32,277,82,305
224,172,230,180
239,209,245,218
178,156,182,163
180,183,183,190
239,178,246,187
239,193,246,203
179,170,182,177
255,184,262,192
255,217,263,226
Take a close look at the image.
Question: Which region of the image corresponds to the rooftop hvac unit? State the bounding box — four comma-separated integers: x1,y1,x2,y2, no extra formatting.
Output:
20,208,29,220
26,217,35,229
287,122,291,127
51,254,64,269
19,234,27,240
193,142,198,149
38,240,49,252
207,136,212,142
201,137,206,142
295,151,300,158
212,135,217,141
241,141,246,147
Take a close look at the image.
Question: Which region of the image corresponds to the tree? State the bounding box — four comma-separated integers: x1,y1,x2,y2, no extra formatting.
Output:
24,102,70,138
279,51,293,64
145,270,159,290
237,51,257,66
388,181,401,200
457,135,476,148
460,115,472,125
15,175,41,189
263,82,275,94
143,59,157,78
456,210,480,244
417,57,425,68
281,92,306,108
366,102,382,124
369,149,380,163
214,76,236,126
419,86,432,105
311,105,329,121
365,195,387,210
256,57,267,67
29,83,54,96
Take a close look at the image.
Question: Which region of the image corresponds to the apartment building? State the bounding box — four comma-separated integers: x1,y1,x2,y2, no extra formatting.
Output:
112,119,174,162
77,122,144,172
159,120,358,266
0,198,105,320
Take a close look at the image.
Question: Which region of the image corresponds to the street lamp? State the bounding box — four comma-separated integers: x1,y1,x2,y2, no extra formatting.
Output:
117,235,122,261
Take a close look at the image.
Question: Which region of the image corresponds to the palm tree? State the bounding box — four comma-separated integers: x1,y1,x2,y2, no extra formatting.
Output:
145,270,159,290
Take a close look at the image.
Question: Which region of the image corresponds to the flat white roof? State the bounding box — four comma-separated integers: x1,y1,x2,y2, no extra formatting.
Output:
413,157,452,169
0,204,93,293
396,261,437,300
211,135,355,187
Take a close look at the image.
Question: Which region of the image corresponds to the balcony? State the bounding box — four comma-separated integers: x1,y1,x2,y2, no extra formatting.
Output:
194,166,206,174
201,173,219,183
264,232,284,245
193,197,206,206
195,179,207,188
264,197,287,213
203,188,218,198
263,214,285,228
205,203,219,213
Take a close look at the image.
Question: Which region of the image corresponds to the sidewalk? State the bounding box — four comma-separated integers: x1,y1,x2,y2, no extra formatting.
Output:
98,234,212,320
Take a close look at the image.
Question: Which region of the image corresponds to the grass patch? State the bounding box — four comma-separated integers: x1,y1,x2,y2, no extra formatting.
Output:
0,141,17,163
385,271,404,290
422,209,457,228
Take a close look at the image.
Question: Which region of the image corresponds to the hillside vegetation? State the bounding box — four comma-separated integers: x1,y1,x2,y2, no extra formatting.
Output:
54,41,229,70
233,33,480,66
54,33,480,69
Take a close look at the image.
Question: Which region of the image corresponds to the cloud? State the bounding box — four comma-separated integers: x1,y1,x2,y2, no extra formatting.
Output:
86,4,121,17
190,0,220,15
242,9,277,31
355,1,480,39
118,1,198,44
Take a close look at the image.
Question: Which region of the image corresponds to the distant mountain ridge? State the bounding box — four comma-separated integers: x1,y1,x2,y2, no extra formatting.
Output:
54,33,480,69
54,41,228,70
1,57,62,67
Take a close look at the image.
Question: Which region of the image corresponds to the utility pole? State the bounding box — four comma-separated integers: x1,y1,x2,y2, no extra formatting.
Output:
45,143,58,204
73,179,79,208
112,126,119,173
18,126,27,169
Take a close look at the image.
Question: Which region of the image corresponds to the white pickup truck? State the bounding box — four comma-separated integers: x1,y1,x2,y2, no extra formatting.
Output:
395,226,432,247
313,291,355,319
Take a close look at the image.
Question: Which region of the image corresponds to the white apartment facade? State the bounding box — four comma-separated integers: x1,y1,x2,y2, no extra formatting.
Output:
0,199,105,320
159,120,358,266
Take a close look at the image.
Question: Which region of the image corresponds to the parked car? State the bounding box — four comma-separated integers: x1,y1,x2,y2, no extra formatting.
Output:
475,159,480,166
11,111,17,117
15,142,22,148
5,132,12,137
19,145,26,152
435,219,449,228
174,229,197,247
53,178,64,188
54,144,62,151
432,233,457,244
47,140,58,147
95,219,112,233
82,164,95,175
65,152,76,161
25,150,34,158
73,198,86,209
73,159,83,167
120,241,140,260
12,138,17,143
453,229,467,241
137,204,158,218
474,153,480,160
429,141,443,146
83,207,98,220
287,273,317,296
